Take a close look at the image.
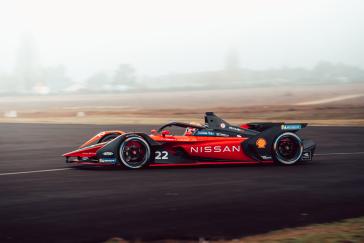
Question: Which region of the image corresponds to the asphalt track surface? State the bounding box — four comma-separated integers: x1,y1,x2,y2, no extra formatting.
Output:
0,124,364,243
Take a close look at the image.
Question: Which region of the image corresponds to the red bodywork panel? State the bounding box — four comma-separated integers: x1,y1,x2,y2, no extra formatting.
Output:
240,124,251,129
63,112,314,168
79,131,124,148
150,135,251,161
64,133,260,166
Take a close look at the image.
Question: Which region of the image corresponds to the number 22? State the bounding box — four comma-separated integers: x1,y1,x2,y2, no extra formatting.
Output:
155,151,168,159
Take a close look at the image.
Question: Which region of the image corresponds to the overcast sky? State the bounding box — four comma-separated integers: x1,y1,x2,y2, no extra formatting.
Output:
0,0,363,80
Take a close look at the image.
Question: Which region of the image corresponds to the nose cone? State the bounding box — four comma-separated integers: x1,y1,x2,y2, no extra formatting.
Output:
63,144,104,157
63,148,86,157
63,150,79,157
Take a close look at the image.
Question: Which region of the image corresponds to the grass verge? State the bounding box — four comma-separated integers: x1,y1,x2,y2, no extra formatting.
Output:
104,216,364,243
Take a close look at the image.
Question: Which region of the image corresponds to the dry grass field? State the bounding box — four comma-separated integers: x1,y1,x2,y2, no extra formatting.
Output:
0,83,363,125
105,217,364,243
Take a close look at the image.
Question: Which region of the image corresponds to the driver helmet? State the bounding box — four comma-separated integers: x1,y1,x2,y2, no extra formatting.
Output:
184,122,202,136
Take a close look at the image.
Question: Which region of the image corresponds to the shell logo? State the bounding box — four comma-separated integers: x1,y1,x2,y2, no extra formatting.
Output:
256,138,267,149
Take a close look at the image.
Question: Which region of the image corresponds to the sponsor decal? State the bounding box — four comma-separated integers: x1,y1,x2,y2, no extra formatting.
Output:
281,124,302,130
195,130,216,136
102,152,114,156
220,123,226,128
228,126,241,132
301,151,312,160
195,131,229,137
163,138,176,141
77,152,97,155
190,145,241,153
261,155,272,160
256,138,267,149
176,138,192,142
216,132,229,137
99,158,117,163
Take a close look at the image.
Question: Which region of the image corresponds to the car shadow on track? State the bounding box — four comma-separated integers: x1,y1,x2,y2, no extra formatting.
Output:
69,162,313,172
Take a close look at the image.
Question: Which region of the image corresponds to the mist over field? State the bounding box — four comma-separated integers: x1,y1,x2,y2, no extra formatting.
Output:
0,0,363,124
1,3,364,241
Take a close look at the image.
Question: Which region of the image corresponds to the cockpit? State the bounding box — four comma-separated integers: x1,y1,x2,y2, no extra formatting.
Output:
151,112,258,138
154,121,206,136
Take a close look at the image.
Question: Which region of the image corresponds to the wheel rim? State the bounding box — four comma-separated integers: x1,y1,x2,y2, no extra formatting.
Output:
119,137,150,169
274,133,303,164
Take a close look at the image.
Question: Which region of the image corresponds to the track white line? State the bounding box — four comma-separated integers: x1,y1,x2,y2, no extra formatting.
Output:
316,152,364,156
296,94,364,105
1,151,363,176
0,168,71,176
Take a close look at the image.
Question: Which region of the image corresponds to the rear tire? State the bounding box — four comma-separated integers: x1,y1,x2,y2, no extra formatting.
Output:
273,132,303,165
118,136,151,169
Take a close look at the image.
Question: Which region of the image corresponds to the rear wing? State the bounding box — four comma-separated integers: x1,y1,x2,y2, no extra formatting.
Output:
242,122,307,132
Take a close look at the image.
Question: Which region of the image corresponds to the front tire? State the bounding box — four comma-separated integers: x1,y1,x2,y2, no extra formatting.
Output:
273,132,303,165
119,136,151,169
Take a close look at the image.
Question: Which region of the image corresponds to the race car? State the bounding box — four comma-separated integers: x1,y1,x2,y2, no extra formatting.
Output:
63,112,316,169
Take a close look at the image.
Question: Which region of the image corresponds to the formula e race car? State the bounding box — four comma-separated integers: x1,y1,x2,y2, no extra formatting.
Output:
63,112,316,169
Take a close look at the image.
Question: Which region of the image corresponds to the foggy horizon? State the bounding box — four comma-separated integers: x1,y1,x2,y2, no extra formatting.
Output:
0,0,363,81
0,3,364,241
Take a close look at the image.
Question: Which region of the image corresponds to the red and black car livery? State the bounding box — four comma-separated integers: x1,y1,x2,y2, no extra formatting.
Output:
63,112,316,169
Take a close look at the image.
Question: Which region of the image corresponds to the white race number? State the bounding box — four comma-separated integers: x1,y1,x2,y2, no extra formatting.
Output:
155,151,169,160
